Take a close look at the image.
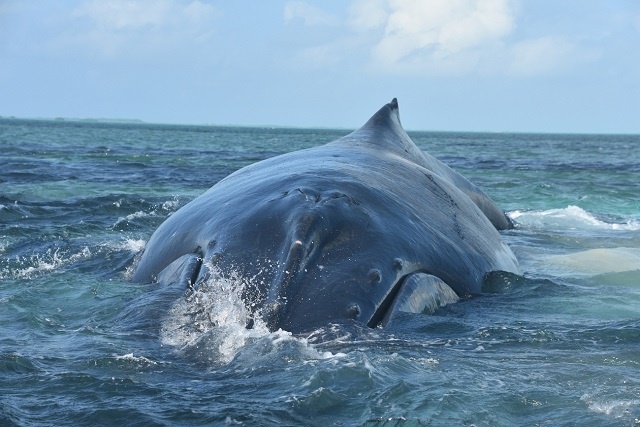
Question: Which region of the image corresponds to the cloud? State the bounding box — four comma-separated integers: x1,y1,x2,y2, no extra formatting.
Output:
284,0,604,78
347,0,388,32
508,37,577,76
371,0,514,68
284,0,517,75
283,1,339,27
56,0,219,60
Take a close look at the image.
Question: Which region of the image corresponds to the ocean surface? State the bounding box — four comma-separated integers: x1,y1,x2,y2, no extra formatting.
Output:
1,118,639,426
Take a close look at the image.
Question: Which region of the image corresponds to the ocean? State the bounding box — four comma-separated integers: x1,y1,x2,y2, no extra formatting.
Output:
1,118,639,426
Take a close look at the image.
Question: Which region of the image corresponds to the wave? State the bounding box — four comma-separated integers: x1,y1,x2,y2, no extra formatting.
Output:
109,238,146,253
113,353,158,366
0,237,145,281
0,246,93,280
509,205,640,231
111,197,184,230
506,206,640,281
582,394,640,419
113,210,153,227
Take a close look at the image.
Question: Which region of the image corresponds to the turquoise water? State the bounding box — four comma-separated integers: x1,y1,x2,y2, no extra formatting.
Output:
1,118,639,426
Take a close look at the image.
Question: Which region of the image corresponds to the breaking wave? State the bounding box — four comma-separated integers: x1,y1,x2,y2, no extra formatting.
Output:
0,237,145,281
0,246,92,280
509,205,640,231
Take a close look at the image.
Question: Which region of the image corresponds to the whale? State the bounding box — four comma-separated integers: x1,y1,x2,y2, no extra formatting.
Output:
133,98,520,333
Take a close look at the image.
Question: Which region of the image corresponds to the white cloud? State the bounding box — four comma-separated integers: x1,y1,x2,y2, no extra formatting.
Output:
369,0,515,73
285,0,602,78
58,0,218,60
347,0,388,32
283,1,339,27
284,0,517,75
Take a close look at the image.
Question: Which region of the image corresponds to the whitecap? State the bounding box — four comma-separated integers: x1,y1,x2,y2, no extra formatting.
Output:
109,238,146,253
509,205,640,231
161,198,181,211
114,353,157,366
582,394,640,418
112,198,183,228
1,246,92,280
113,210,153,227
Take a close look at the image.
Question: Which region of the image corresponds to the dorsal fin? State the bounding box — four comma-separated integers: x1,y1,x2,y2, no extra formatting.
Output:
358,98,406,143
331,98,427,164
330,98,515,230
363,98,401,130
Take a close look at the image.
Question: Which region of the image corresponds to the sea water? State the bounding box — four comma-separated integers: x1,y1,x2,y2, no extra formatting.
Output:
1,119,639,426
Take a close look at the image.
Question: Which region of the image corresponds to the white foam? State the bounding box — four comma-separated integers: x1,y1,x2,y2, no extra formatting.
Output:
161,198,180,211
113,198,183,227
114,353,157,365
509,205,640,231
112,238,146,253
1,246,92,280
546,247,640,276
158,263,342,366
114,210,153,227
582,394,640,418
160,265,279,364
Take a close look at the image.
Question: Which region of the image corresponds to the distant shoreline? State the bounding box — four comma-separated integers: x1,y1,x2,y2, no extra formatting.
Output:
0,116,146,125
1,115,638,136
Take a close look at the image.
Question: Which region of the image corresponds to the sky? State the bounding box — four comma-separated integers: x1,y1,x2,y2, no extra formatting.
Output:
1,0,639,133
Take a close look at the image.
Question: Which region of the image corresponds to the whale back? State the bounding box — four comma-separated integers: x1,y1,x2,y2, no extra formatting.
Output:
331,98,513,230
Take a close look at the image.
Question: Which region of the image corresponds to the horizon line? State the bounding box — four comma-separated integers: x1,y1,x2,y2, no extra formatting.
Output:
1,114,639,137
